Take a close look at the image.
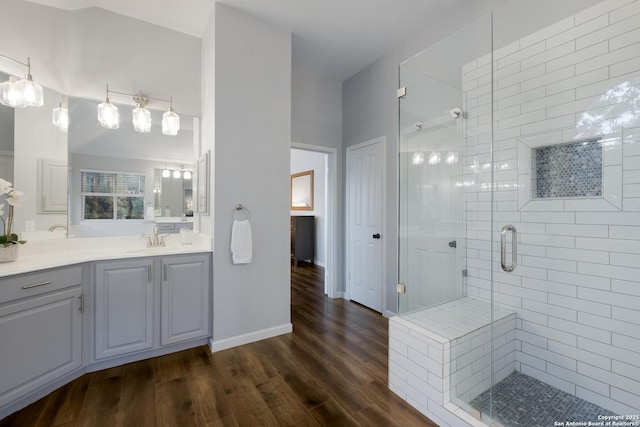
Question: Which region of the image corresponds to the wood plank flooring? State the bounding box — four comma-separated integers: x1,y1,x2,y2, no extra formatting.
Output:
1,263,437,427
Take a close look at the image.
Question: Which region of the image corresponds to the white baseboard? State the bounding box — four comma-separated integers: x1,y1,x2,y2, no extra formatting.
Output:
209,323,292,352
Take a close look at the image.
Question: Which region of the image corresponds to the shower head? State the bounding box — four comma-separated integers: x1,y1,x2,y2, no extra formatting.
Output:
450,107,463,119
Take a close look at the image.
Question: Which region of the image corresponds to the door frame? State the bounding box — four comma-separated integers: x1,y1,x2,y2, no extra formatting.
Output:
345,136,386,312
291,142,338,299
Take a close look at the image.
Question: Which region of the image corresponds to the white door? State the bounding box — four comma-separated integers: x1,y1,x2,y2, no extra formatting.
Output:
347,138,384,312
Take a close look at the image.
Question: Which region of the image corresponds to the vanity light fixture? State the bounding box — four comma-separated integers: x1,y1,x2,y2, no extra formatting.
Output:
52,94,68,132
183,170,192,180
445,151,459,165
162,168,171,178
0,54,44,108
412,151,425,165
172,170,181,179
97,84,180,135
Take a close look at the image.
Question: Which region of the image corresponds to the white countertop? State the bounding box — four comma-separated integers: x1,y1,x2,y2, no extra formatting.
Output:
0,234,212,277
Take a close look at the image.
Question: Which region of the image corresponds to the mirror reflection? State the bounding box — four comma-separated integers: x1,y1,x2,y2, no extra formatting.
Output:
68,96,197,237
0,71,68,241
154,167,193,218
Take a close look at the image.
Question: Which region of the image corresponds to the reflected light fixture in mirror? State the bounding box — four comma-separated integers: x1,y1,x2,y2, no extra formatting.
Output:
162,168,171,178
52,94,68,132
445,151,458,165
172,170,181,179
428,151,441,165
412,151,424,165
162,96,180,136
0,54,44,108
97,85,180,135
97,84,119,129
183,170,192,180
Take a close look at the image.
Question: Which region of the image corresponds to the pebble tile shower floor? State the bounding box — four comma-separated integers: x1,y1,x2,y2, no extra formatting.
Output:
470,372,616,427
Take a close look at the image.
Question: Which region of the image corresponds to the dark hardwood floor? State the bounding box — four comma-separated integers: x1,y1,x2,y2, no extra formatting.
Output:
1,262,437,427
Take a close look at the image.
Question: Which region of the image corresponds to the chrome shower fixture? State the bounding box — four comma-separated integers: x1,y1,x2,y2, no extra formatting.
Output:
450,107,463,119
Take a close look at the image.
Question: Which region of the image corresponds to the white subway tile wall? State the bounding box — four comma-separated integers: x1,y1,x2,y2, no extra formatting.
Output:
462,0,640,415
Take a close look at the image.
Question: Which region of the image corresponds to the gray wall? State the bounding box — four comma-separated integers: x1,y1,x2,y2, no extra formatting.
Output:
342,0,603,315
210,4,293,348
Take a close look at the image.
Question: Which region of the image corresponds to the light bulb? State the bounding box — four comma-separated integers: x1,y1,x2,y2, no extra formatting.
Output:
173,170,181,179
428,151,441,165
52,103,69,132
162,169,170,178
412,152,424,165
132,106,151,133
183,170,192,180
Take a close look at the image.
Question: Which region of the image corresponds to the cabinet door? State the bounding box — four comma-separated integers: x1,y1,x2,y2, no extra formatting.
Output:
161,254,210,345
95,259,154,360
0,287,82,407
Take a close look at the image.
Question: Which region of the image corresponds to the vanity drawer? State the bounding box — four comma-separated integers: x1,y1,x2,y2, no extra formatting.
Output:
0,265,83,305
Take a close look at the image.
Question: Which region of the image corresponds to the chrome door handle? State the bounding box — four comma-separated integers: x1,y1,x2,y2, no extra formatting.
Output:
500,224,517,272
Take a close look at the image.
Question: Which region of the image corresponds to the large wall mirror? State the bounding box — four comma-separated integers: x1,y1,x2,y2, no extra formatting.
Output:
68,96,198,237
291,170,314,210
0,70,68,241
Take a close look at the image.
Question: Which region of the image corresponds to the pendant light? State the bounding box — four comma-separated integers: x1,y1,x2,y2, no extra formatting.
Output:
412,151,424,165
15,58,44,107
162,96,180,135
183,170,192,180
428,151,441,165
172,170,181,179
0,76,27,108
52,95,68,132
98,84,119,129
162,168,171,178
445,151,459,165
132,91,151,133
0,55,43,108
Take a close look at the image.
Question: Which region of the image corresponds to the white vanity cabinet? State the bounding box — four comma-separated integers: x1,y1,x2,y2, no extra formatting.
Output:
92,253,210,363
94,259,154,360
0,265,83,408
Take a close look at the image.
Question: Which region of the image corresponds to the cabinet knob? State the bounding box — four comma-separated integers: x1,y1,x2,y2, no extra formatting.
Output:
372,233,381,239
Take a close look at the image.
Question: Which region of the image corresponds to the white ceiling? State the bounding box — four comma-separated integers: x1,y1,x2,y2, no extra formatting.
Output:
24,0,463,82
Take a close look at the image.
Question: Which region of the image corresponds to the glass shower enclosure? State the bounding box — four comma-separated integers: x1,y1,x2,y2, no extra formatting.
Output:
395,2,640,426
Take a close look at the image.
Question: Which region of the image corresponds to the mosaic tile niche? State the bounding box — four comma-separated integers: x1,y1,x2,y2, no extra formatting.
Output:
534,139,602,199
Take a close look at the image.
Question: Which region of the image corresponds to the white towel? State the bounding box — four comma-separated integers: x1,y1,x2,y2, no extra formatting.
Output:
231,220,252,264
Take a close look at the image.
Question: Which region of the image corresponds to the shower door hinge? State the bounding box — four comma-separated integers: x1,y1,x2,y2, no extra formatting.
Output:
396,283,406,294
397,87,407,99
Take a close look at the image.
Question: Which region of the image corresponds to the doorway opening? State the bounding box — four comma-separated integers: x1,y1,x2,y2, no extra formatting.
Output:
290,143,337,298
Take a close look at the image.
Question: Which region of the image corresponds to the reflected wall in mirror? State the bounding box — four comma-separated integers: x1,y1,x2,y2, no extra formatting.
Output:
291,170,314,210
0,71,68,241
68,96,197,237
153,167,193,217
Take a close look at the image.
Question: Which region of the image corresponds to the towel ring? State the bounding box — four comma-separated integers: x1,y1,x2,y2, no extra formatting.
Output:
233,204,250,220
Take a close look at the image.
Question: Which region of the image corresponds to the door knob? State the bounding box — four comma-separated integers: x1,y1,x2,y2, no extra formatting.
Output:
372,233,381,239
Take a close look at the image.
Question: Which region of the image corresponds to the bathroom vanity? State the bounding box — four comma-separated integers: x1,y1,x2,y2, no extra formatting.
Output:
0,235,212,419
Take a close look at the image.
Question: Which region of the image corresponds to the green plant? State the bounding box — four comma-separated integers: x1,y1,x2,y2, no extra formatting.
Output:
0,178,26,247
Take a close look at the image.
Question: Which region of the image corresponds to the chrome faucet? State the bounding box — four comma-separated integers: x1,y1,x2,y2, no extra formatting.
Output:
142,225,168,247
48,224,68,232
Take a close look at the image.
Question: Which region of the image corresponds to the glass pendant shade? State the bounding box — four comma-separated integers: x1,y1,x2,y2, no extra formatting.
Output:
162,169,170,178
428,151,441,165
183,170,192,180
173,170,181,179
445,151,459,165
412,151,425,165
132,106,151,133
16,76,44,107
98,100,119,129
162,108,180,136
0,76,27,108
52,104,68,132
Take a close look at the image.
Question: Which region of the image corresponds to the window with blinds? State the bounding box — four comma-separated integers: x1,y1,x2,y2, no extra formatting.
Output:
81,170,145,220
